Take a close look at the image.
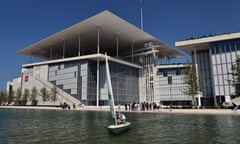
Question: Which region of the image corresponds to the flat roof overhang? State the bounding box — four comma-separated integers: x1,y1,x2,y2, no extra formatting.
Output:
156,64,189,69
22,53,142,69
18,10,182,59
175,32,240,54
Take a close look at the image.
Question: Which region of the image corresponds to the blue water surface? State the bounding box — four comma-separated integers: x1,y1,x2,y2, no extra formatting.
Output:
0,109,240,144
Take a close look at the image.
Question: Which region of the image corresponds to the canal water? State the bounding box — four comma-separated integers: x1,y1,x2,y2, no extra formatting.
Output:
0,109,240,144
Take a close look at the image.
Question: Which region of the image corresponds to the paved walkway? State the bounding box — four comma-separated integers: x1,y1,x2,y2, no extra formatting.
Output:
1,105,239,115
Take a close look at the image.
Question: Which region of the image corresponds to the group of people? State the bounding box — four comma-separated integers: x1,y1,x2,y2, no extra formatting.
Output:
60,102,71,110
59,102,77,110
123,102,159,111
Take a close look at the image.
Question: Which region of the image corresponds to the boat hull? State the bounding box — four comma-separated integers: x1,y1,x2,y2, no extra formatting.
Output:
107,122,131,134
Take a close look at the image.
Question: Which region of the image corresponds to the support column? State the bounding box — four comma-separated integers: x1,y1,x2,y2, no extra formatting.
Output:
62,40,66,58
131,41,134,62
97,27,100,54
78,34,81,56
96,60,99,107
116,35,119,57
96,26,100,107
50,47,52,60
194,49,202,107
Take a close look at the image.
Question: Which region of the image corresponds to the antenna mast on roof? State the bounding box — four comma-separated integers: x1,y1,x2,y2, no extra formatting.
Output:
140,0,144,31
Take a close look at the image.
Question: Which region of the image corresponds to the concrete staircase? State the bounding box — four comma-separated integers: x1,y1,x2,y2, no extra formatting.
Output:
34,76,81,106
231,97,240,105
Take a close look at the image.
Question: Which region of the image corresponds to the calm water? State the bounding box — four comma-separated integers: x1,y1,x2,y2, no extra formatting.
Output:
0,109,240,144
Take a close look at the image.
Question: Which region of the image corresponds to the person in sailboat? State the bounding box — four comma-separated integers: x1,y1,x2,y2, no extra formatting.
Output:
116,111,126,124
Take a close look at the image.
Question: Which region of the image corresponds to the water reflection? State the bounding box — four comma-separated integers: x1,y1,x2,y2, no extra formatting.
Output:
0,109,240,144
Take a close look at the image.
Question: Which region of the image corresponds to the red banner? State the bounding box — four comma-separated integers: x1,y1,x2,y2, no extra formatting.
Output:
24,75,29,82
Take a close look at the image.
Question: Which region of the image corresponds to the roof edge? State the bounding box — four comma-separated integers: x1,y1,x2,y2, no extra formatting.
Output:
175,32,240,47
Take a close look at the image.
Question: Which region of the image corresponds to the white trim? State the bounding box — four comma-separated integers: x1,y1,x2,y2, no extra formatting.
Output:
22,53,142,69
156,64,189,69
176,32,240,47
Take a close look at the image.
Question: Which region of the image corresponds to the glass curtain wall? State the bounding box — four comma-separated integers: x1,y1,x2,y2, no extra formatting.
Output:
99,61,139,106
210,40,240,105
48,60,139,106
192,50,214,106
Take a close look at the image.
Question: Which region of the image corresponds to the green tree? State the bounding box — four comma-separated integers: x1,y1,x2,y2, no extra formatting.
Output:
0,91,6,105
39,87,50,102
183,64,202,106
7,90,15,104
15,88,22,105
231,56,240,97
22,88,30,105
30,86,38,105
50,86,57,103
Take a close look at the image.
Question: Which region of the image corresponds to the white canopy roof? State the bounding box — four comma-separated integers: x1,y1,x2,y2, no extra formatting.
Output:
18,10,181,59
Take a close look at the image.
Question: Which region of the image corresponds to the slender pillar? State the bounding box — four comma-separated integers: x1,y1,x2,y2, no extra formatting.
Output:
96,27,100,107
62,40,66,58
78,34,81,56
97,27,100,54
96,60,99,107
116,35,119,57
50,47,52,60
131,41,134,62
194,49,201,107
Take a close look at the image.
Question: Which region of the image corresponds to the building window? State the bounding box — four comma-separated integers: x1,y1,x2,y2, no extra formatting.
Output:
225,44,230,52
237,42,240,51
176,69,181,75
74,72,77,78
168,76,172,84
163,70,168,77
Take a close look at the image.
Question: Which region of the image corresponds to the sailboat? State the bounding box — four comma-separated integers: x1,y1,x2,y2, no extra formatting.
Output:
105,53,131,134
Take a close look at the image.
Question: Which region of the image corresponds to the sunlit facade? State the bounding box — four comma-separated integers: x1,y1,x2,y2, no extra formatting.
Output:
176,32,240,106
154,64,192,106
7,10,182,106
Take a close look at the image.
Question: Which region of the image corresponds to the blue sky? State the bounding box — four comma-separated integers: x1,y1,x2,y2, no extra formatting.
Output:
1,0,240,91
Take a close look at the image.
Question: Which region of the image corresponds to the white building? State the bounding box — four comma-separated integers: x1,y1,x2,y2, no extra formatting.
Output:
7,10,182,106
154,64,192,107
176,32,240,106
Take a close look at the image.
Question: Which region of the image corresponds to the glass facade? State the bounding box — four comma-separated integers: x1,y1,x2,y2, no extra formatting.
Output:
210,39,240,105
192,50,214,106
86,61,97,105
99,61,139,106
48,60,139,106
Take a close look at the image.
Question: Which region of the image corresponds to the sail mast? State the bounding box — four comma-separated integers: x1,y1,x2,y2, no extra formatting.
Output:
105,53,117,125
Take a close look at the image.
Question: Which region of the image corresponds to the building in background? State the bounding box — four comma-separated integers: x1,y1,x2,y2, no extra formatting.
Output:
154,64,191,107
176,32,240,106
7,10,182,107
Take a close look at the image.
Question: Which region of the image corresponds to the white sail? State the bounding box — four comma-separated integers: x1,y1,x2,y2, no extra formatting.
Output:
105,53,117,125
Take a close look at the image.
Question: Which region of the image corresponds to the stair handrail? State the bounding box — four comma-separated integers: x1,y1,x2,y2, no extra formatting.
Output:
34,76,81,105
